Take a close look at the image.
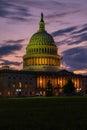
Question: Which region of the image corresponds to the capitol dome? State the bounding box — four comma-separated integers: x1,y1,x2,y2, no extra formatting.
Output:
23,13,61,71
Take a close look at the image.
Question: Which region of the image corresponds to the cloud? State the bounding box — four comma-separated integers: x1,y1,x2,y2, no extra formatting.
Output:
79,33,87,41
4,39,25,44
53,24,87,46
0,0,31,22
72,24,87,34
0,0,83,24
54,24,87,74
0,59,22,66
74,69,87,75
68,33,87,45
62,46,87,71
51,26,77,37
0,44,22,57
46,9,80,21
26,1,65,9
15,56,22,58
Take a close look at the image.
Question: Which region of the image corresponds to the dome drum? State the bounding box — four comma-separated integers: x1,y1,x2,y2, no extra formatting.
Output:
23,55,61,72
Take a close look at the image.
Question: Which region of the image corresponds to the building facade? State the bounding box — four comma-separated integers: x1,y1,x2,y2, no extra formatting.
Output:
0,13,87,97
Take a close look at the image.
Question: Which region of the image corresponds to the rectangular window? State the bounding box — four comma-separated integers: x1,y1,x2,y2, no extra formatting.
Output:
42,58,44,65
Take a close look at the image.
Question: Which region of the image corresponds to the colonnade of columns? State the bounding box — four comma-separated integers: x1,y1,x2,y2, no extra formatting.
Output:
37,75,82,89
24,57,60,66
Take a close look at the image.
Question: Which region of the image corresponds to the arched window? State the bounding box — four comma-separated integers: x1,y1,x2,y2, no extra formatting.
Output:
48,48,49,53
39,48,41,53
37,48,38,53
50,48,52,53
45,48,46,53
42,48,44,53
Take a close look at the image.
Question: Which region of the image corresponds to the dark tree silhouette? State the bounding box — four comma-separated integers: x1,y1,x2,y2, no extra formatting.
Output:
63,79,75,95
46,80,53,96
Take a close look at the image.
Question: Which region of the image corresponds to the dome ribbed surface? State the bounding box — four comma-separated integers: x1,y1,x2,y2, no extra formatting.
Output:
29,31,55,46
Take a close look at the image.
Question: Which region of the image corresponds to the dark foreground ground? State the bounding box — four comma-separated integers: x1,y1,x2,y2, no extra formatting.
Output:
0,96,87,130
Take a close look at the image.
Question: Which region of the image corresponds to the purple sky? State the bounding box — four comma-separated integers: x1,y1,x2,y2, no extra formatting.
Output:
0,0,87,75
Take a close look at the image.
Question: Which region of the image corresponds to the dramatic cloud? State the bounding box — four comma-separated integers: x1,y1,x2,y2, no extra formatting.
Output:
0,0,63,21
62,46,87,71
4,39,25,44
53,23,87,47
72,24,87,34
68,33,87,45
0,0,31,22
0,44,22,57
0,0,81,22
51,26,77,37
46,9,80,21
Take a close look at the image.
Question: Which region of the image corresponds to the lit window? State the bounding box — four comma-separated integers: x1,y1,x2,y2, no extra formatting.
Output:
45,58,47,65
36,58,39,65
0,92,2,96
42,58,44,64
19,82,22,88
13,84,16,88
8,91,10,96
40,76,43,88
39,58,41,65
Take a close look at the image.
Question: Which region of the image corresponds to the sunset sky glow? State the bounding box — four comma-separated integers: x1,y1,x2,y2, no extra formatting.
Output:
0,0,87,75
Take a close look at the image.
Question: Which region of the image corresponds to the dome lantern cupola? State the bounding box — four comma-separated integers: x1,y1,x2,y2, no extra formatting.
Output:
39,12,45,32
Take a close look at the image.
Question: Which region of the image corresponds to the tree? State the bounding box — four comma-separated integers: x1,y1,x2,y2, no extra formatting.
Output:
63,79,75,95
46,80,53,96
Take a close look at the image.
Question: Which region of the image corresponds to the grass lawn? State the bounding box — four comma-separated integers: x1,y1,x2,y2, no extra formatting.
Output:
0,96,87,130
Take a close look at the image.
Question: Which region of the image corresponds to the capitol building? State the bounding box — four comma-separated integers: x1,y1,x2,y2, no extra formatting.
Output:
0,13,87,97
